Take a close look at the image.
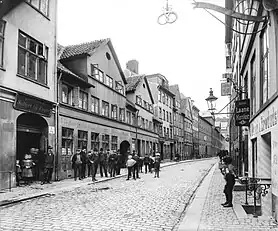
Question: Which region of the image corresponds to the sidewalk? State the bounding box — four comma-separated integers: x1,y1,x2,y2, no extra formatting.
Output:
0,159,193,207
178,164,278,231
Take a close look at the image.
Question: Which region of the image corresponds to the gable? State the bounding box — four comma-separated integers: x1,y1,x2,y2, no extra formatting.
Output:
87,41,126,85
137,78,154,105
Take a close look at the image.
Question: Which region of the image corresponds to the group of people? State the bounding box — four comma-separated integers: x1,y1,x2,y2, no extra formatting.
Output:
126,151,161,180
16,146,55,186
218,151,236,208
71,148,122,181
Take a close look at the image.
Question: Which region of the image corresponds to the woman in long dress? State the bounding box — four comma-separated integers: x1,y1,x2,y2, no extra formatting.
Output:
21,153,35,184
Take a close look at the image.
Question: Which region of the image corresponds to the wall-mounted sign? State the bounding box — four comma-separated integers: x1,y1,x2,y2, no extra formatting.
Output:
14,93,53,117
235,99,250,126
221,82,231,96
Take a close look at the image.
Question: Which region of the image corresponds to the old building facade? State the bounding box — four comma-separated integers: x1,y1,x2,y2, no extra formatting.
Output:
0,0,57,189
192,105,200,158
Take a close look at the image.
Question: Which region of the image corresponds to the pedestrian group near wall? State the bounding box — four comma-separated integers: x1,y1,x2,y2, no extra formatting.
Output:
218,150,236,208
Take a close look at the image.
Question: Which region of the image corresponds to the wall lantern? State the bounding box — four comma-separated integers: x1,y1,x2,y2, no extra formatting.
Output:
205,88,218,114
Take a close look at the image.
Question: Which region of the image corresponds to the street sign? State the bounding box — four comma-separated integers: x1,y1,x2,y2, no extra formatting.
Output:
221,82,231,96
235,99,250,126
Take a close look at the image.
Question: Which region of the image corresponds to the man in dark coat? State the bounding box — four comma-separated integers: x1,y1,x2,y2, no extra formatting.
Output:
80,148,88,179
72,149,82,181
41,146,54,185
108,151,117,177
115,149,122,175
143,154,151,174
221,156,236,207
99,148,108,177
88,148,99,181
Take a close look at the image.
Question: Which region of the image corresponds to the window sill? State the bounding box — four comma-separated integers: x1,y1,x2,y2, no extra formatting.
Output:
25,2,50,21
17,74,49,89
0,66,6,72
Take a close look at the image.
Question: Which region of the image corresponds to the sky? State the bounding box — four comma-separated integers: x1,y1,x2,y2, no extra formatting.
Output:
57,0,229,115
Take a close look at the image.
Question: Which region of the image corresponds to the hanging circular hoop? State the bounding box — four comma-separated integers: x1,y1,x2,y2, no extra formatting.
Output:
157,11,178,25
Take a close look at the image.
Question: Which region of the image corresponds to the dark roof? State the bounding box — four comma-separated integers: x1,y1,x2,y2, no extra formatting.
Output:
57,61,80,79
60,39,108,60
126,75,144,92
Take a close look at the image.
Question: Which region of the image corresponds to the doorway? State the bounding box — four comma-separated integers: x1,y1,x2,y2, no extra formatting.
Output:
120,140,130,166
16,113,48,181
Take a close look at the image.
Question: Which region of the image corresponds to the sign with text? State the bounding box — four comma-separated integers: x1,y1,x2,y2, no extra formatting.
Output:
14,93,53,117
221,82,231,96
235,99,250,126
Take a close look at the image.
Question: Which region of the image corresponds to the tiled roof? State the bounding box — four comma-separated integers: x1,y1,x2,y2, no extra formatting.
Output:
126,75,144,92
60,39,108,60
57,43,65,59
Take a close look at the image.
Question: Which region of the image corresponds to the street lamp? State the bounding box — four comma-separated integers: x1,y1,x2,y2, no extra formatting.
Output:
205,88,218,114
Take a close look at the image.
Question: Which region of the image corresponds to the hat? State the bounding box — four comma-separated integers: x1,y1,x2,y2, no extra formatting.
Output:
48,145,53,149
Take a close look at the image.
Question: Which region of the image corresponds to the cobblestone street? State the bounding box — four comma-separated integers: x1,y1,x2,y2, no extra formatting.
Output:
0,160,215,231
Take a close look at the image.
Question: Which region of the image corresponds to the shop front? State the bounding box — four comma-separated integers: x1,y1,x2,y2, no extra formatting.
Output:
249,97,278,219
0,92,55,190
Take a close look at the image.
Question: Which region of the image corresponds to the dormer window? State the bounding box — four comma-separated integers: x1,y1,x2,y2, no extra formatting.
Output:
136,95,142,106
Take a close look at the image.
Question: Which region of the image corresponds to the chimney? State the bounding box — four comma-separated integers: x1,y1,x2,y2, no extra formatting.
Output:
126,60,139,74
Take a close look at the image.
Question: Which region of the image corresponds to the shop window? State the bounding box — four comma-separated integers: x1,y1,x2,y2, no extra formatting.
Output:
119,108,125,122
17,32,48,85
26,0,49,16
79,90,88,110
105,75,113,88
62,127,73,155
111,136,118,151
61,83,73,105
91,132,99,151
91,96,99,114
0,20,5,68
102,101,109,117
102,134,109,151
78,130,88,150
111,105,117,119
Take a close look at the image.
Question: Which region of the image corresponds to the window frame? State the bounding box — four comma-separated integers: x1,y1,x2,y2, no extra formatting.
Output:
91,132,100,151
77,130,88,150
26,0,49,17
91,96,100,114
115,81,124,94
17,31,48,85
91,64,104,82
0,20,6,68
111,136,118,151
102,100,109,117
105,74,113,88
61,83,73,105
78,90,88,110
102,134,110,151
119,108,125,122
61,127,74,156
111,104,118,120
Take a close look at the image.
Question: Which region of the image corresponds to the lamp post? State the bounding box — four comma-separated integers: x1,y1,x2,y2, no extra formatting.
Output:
205,88,218,115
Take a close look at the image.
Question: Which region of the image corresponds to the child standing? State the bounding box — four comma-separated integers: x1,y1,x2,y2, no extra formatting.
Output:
154,153,161,178
126,155,136,180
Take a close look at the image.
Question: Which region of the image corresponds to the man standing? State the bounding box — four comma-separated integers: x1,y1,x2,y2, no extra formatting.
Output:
132,150,140,179
99,148,108,177
72,149,82,181
41,146,54,185
115,149,122,175
80,148,87,179
108,151,117,177
88,148,99,181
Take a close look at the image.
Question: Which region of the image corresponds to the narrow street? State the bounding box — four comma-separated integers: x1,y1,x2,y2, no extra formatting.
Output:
0,159,215,231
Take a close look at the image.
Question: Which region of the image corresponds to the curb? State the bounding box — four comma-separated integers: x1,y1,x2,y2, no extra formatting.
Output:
176,163,217,231
0,158,216,208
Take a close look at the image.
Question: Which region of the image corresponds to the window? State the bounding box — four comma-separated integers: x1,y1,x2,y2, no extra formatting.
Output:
149,121,152,131
79,90,88,110
162,92,165,104
119,108,125,122
170,128,172,139
166,111,169,122
251,55,256,115
0,20,5,67
115,81,124,94
61,84,73,105
167,128,169,138
150,105,154,113
102,101,109,117
144,101,147,109
166,95,168,106
159,107,162,118
142,118,145,129
111,105,117,119
136,95,142,106
158,90,162,102
132,113,136,126
146,119,149,129
62,127,73,155
91,132,100,151
26,0,49,16
106,75,113,88
163,109,165,121
78,130,88,150
169,112,172,123
260,28,270,104
102,134,109,151
91,64,104,82
18,32,48,85
91,96,99,114
111,136,118,151
126,111,131,124
163,127,166,137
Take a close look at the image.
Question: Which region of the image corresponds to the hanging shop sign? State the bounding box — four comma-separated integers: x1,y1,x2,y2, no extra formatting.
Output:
235,99,250,126
221,82,231,96
14,93,53,117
